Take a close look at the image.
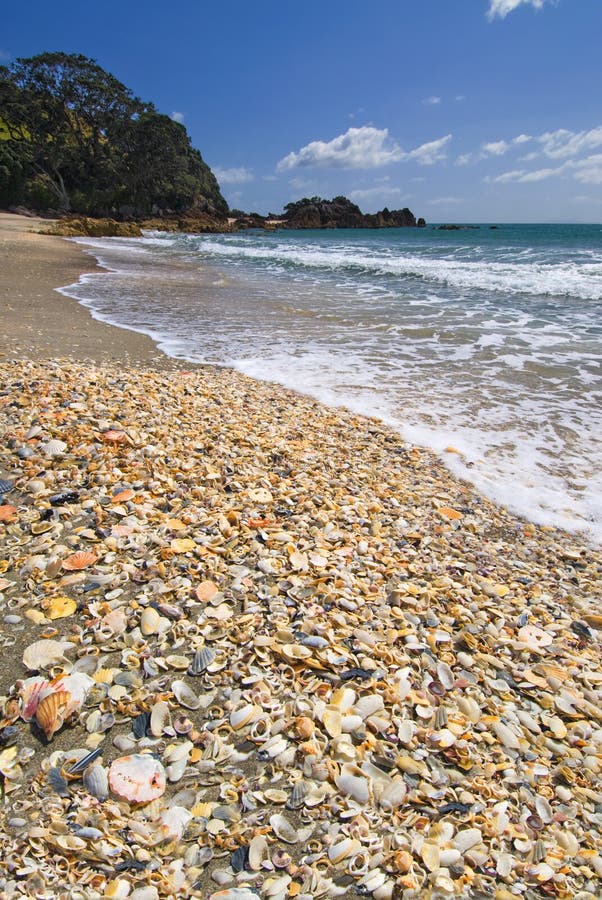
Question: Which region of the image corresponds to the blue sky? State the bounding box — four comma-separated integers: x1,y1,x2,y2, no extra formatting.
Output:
2,0,601,222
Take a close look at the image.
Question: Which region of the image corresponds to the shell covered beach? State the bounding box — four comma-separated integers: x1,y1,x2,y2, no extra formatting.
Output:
0,218,601,899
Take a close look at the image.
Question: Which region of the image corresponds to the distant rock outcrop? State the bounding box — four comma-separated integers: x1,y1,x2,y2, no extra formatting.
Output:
281,196,420,229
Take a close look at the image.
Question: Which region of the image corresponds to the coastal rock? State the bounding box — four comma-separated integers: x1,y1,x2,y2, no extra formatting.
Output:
43,217,143,238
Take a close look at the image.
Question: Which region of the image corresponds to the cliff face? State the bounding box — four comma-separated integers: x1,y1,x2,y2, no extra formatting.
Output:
281,196,423,229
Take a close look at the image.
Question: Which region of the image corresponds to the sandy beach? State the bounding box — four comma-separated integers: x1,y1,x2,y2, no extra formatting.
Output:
0,212,600,899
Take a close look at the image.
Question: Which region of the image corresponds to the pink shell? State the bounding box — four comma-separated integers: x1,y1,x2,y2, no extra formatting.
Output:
109,754,166,803
18,676,51,721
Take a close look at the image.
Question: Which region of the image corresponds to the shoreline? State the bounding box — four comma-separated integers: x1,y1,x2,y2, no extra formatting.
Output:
0,212,601,898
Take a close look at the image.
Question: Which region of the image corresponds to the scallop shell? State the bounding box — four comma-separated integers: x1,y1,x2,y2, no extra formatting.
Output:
108,754,166,803
188,646,216,675
83,763,109,801
18,676,50,721
47,595,77,620
23,639,72,671
62,551,98,571
269,813,298,844
35,691,71,739
42,439,67,457
195,580,219,602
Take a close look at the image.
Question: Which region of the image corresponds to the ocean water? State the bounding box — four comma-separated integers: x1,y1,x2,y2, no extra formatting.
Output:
60,224,602,544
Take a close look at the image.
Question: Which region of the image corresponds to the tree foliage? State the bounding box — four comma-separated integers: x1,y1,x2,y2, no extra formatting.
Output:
0,52,227,216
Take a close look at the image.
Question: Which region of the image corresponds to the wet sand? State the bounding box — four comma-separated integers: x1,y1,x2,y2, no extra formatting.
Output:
0,213,600,899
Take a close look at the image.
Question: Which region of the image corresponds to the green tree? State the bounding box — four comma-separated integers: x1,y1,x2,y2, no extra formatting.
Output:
0,52,227,216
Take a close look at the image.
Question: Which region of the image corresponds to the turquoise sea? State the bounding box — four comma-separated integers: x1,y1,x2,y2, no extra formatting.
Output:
61,223,602,543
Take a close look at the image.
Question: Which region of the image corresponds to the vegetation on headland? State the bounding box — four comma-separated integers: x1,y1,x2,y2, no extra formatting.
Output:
0,52,424,234
0,52,227,218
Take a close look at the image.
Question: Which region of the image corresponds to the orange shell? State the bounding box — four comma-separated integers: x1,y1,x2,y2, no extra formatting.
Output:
35,690,71,739
102,429,126,443
195,580,219,602
111,489,135,503
438,507,463,520
109,754,166,803
0,505,18,523
62,551,98,571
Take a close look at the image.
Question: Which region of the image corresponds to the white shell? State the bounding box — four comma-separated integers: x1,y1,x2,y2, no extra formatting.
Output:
82,763,109,800
336,764,370,804
42,439,68,457
150,699,171,737
23,639,72,671
328,837,361,863
172,680,201,710
269,813,298,844
230,703,261,730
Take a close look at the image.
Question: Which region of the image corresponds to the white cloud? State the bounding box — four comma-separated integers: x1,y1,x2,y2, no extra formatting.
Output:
349,186,403,202
539,126,602,159
170,111,185,124
487,0,550,20
213,166,254,185
277,127,404,171
455,95,466,102
520,151,540,162
455,153,475,166
487,166,563,183
487,155,602,184
406,134,452,165
513,133,532,144
277,127,451,171
422,96,441,106
482,140,510,156
427,196,465,205
573,153,602,185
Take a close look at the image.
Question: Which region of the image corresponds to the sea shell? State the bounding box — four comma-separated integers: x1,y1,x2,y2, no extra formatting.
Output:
328,838,361,864
62,550,98,571
101,429,126,443
47,595,77,620
108,754,166,803
336,764,371,804
140,606,161,636
23,639,72,671
172,680,201,710
35,691,71,739
188,646,216,675
150,700,171,737
18,676,50,721
195,580,219,602
42,439,67,456
379,778,407,811
82,762,109,801
517,624,553,650
230,703,261,729
248,834,269,871
0,504,18,523
269,813,298,844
